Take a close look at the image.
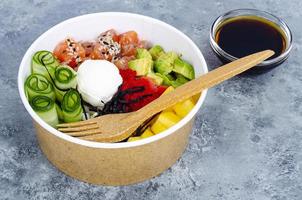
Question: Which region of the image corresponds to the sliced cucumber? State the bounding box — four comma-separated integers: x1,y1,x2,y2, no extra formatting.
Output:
54,87,66,103
31,51,60,81
54,65,77,90
61,89,83,123
24,73,55,101
30,95,59,127
55,103,64,121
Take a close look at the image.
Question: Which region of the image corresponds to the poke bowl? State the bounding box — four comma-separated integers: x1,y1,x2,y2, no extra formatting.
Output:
18,12,208,185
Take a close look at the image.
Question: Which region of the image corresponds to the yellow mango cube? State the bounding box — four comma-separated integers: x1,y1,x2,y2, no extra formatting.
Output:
127,136,141,142
161,86,175,112
151,120,167,134
192,93,200,104
156,111,181,128
173,98,195,118
162,86,174,95
141,128,154,138
148,86,197,136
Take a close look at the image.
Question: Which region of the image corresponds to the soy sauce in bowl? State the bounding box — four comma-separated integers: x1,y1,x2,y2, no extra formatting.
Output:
210,9,293,71
215,16,286,60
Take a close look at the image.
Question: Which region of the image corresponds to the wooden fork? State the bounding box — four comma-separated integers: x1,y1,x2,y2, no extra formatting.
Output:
57,50,274,143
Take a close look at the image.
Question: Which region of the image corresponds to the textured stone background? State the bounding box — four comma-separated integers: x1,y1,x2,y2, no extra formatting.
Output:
1,0,302,199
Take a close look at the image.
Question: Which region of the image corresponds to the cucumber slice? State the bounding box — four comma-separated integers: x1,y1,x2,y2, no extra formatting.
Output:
25,74,55,101
30,95,59,127
61,89,83,123
31,51,60,81
55,103,64,121
54,65,77,90
52,65,77,102
172,58,195,80
54,87,66,103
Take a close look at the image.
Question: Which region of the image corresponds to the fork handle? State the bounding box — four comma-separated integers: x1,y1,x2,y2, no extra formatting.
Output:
136,50,274,119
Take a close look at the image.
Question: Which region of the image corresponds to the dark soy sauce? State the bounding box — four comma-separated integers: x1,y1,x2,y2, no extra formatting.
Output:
215,16,286,59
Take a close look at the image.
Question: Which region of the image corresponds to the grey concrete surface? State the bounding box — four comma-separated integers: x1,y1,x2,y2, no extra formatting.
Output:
0,0,302,199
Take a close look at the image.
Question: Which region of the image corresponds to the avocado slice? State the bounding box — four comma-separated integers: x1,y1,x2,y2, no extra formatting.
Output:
128,58,153,76
155,73,175,86
154,52,178,75
171,74,189,88
149,45,164,60
172,58,195,80
175,73,189,82
147,72,163,85
136,48,152,60
166,73,175,81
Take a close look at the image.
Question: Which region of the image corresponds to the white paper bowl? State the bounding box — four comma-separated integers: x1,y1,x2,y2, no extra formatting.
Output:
18,12,208,185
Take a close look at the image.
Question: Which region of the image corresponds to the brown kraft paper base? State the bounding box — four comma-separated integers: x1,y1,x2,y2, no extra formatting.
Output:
34,118,194,186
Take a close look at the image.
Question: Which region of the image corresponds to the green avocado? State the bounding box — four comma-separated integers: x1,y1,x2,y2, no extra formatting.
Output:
147,72,163,85
171,74,189,88
155,73,175,86
128,58,153,76
136,48,152,60
165,73,175,81
149,45,164,60
154,52,178,75
172,58,195,80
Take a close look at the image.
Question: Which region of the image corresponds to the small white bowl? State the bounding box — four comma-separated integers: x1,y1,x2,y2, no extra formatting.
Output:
18,12,208,185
